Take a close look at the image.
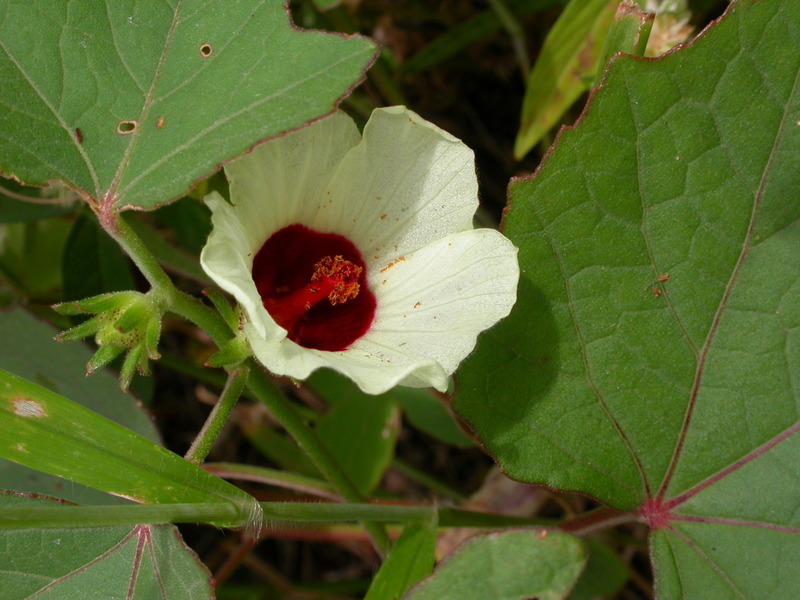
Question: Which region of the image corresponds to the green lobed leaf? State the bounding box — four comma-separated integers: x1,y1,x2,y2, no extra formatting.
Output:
0,0,376,211
455,0,800,597
0,491,214,600
403,529,586,600
0,368,260,528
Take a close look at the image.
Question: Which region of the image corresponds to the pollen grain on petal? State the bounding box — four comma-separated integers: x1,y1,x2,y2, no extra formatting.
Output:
380,256,406,273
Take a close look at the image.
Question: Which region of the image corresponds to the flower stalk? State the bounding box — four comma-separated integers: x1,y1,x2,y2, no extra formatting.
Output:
185,366,250,465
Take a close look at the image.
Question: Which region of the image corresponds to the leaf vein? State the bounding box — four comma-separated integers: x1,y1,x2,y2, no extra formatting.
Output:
0,40,100,199
115,46,370,202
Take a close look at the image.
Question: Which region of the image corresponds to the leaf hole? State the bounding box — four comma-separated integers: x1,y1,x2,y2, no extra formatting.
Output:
117,120,137,135
199,43,213,57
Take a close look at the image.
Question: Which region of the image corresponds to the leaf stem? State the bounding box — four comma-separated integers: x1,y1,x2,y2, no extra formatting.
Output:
167,287,233,347
106,213,176,301
102,211,232,343
264,501,433,523
185,366,249,464
0,501,426,529
0,501,551,530
559,507,639,536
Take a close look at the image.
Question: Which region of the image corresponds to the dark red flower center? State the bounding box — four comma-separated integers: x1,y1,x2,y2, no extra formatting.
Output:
252,224,376,351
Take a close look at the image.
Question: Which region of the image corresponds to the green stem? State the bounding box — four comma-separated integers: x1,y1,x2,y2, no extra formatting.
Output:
110,214,177,299
168,287,232,345
438,507,553,529
247,362,391,554
105,213,232,344
204,462,339,500
0,502,431,530
185,366,249,464
0,501,560,530
264,502,433,524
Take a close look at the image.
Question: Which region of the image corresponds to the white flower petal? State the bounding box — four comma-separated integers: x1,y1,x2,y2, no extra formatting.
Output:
356,228,519,383
245,323,447,395
225,111,361,253
310,106,478,268
240,228,518,395
200,193,284,341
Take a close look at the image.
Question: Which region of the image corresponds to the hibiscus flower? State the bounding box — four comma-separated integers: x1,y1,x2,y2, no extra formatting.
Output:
201,106,518,395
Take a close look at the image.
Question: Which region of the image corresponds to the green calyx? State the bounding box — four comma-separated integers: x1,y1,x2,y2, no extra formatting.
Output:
202,288,252,368
53,291,163,390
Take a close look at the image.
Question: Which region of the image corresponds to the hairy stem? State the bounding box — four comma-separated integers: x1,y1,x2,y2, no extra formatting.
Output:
108,213,177,297
168,286,233,346
101,212,232,343
185,366,249,464
0,501,431,530
0,501,554,530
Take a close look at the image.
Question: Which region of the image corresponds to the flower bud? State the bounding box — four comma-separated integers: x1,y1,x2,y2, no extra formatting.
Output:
53,291,163,390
